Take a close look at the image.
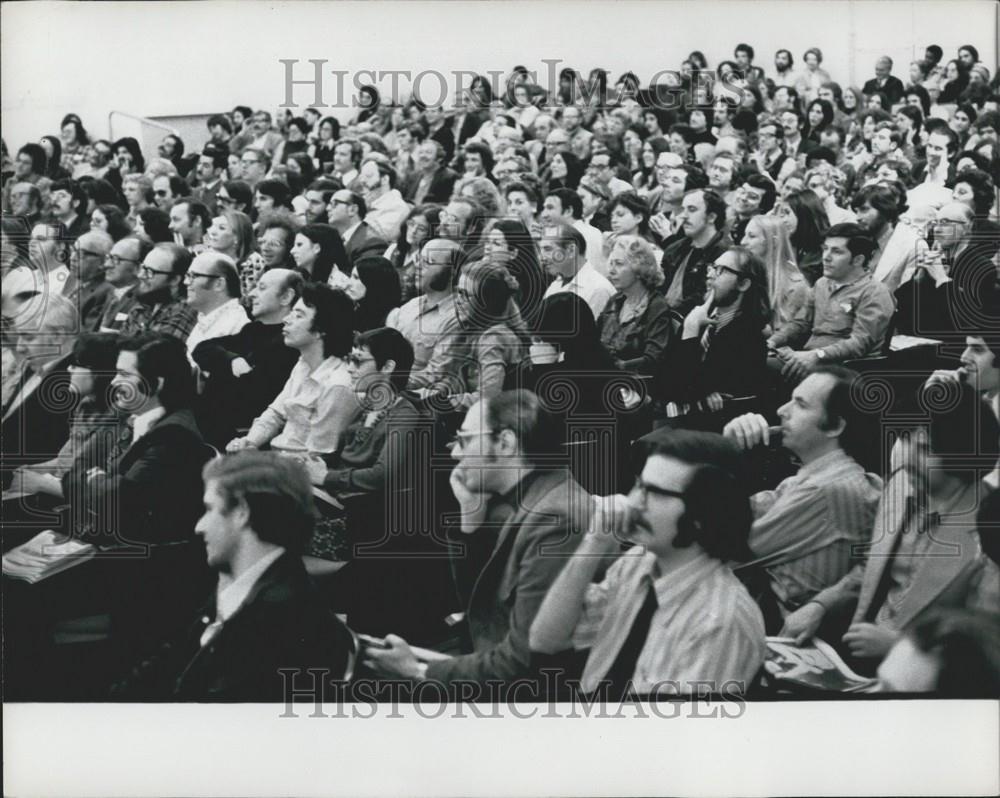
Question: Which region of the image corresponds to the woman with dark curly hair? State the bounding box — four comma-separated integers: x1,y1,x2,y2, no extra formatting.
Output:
135,207,173,244
481,217,546,328
950,167,1000,243
90,204,132,242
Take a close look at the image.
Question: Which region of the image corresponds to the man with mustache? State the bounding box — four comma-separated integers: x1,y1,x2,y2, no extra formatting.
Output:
530,430,766,699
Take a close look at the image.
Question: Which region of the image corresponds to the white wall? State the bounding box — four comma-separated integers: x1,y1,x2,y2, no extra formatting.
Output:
2,0,996,151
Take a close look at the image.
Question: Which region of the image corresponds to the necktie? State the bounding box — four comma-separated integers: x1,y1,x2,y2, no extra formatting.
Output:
601,581,659,700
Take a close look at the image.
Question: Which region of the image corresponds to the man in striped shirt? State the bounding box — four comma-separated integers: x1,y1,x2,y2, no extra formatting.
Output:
530,430,766,698
723,366,883,623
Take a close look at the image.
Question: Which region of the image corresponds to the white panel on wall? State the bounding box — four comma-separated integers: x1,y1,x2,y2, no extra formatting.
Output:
2,0,996,149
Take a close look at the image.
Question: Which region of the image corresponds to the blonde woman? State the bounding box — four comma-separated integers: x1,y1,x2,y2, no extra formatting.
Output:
739,214,809,342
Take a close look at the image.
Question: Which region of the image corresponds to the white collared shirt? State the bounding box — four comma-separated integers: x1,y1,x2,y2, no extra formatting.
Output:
201,547,285,647
340,221,362,247
132,406,167,442
543,261,615,320
186,298,250,359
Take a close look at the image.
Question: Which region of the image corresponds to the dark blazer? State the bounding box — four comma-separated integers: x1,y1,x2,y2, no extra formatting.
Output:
114,552,354,701
402,166,458,205
63,275,115,332
659,229,730,317
63,407,210,546
192,321,298,447
98,285,140,331
425,469,591,687
345,221,389,264
1,353,76,473
667,308,768,402
456,109,491,146
596,291,673,377
862,76,905,107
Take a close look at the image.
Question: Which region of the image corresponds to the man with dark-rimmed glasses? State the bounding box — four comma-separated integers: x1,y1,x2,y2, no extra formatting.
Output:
364,389,591,693
529,429,766,699
97,235,153,332
118,242,197,341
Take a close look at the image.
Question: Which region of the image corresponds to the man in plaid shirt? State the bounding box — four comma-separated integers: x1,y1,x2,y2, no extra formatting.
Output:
120,242,198,342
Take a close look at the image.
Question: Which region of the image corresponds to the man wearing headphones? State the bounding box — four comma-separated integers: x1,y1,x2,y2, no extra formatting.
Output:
529,430,766,699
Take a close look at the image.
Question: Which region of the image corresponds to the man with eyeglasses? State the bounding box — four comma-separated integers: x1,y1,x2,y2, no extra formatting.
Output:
326,189,388,263
752,118,795,184
97,236,152,331
386,238,465,393
62,230,114,331
119,242,198,342
365,389,592,692
152,175,188,212
529,429,766,699
585,151,631,198
731,173,776,246
183,252,249,361
245,111,283,158
239,148,270,190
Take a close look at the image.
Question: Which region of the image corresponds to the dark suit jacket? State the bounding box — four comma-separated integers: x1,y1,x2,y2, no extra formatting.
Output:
63,275,115,332
402,166,458,205
98,285,139,331
192,321,298,447
659,229,730,317
862,76,905,106
345,221,389,264
114,552,354,701
425,469,591,686
63,407,210,545
667,308,768,402
1,354,76,473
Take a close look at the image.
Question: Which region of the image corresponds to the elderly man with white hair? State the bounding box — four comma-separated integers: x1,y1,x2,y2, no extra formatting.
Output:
2,293,80,474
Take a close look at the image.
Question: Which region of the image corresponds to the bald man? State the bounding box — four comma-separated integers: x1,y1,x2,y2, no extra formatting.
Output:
64,230,115,331
184,252,249,360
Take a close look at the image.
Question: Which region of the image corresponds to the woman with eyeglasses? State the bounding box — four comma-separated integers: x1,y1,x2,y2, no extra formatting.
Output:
240,211,300,297
383,204,442,304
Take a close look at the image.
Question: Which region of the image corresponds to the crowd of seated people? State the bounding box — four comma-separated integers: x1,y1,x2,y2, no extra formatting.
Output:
2,40,999,702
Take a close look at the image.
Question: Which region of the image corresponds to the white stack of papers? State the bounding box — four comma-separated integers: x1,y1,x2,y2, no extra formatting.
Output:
2,530,95,584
